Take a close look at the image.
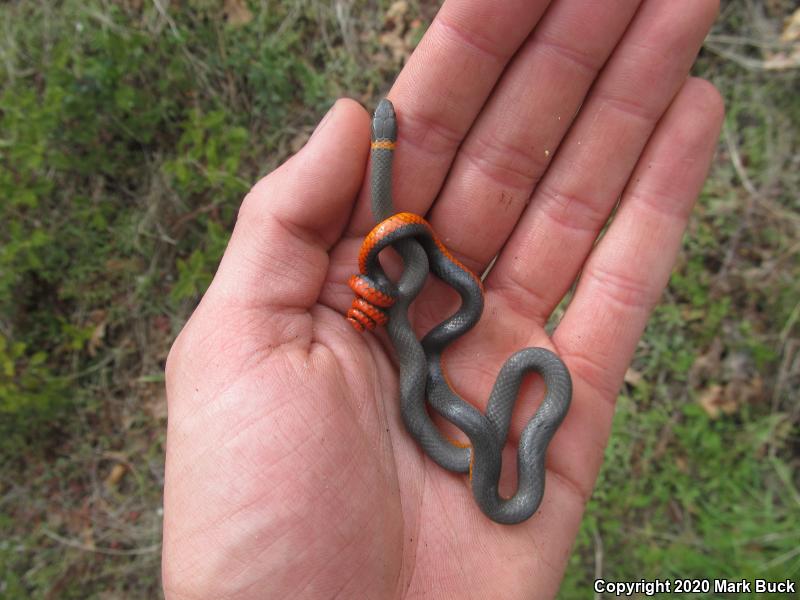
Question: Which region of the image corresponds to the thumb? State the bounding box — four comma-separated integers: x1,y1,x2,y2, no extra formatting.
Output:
206,98,371,310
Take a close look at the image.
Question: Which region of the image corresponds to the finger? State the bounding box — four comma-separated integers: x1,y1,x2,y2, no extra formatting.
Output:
207,99,370,309
347,0,554,234
428,0,643,273
487,0,720,323
546,78,724,504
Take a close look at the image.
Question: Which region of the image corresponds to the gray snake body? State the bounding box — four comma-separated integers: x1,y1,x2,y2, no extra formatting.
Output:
347,99,572,524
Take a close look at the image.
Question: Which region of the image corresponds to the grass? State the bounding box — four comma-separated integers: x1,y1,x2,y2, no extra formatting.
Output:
0,0,797,597
560,2,800,595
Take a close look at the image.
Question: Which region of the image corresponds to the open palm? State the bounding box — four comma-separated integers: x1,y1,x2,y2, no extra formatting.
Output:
162,1,723,598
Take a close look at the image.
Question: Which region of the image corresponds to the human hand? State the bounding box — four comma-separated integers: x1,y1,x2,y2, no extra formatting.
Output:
162,0,724,598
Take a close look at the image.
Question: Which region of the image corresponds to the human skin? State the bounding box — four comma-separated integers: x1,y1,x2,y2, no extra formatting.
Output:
162,0,725,598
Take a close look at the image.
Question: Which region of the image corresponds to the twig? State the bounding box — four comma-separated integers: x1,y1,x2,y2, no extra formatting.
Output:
151,0,181,39
335,0,358,57
761,544,800,571
704,41,800,71
750,528,800,544
593,526,604,600
770,295,799,420
724,122,758,197
704,42,771,70
779,302,800,346
718,122,759,279
705,33,793,49
42,528,161,557
60,353,116,381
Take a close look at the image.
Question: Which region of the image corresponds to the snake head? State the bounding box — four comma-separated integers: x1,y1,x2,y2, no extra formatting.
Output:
371,99,397,142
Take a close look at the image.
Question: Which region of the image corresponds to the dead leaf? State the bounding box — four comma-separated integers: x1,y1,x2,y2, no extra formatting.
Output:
386,0,409,22
675,456,689,474
667,499,684,524
763,50,800,70
145,388,168,422
153,314,171,334
378,0,415,65
724,374,765,407
380,30,410,64
224,0,253,27
761,8,800,70
624,367,643,387
105,463,127,489
680,306,706,321
88,322,106,357
81,526,96,550
698,384,738,419
85,309,108,357
689,338,723,388
781,8,800,43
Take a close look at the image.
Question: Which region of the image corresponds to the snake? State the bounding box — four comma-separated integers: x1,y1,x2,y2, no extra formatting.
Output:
346,99,572,525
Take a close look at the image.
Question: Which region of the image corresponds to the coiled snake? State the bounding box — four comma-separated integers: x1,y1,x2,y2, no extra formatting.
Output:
346,99,572,525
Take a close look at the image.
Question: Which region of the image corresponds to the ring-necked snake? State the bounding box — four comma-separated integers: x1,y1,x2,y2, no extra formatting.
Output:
346,99,572,525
